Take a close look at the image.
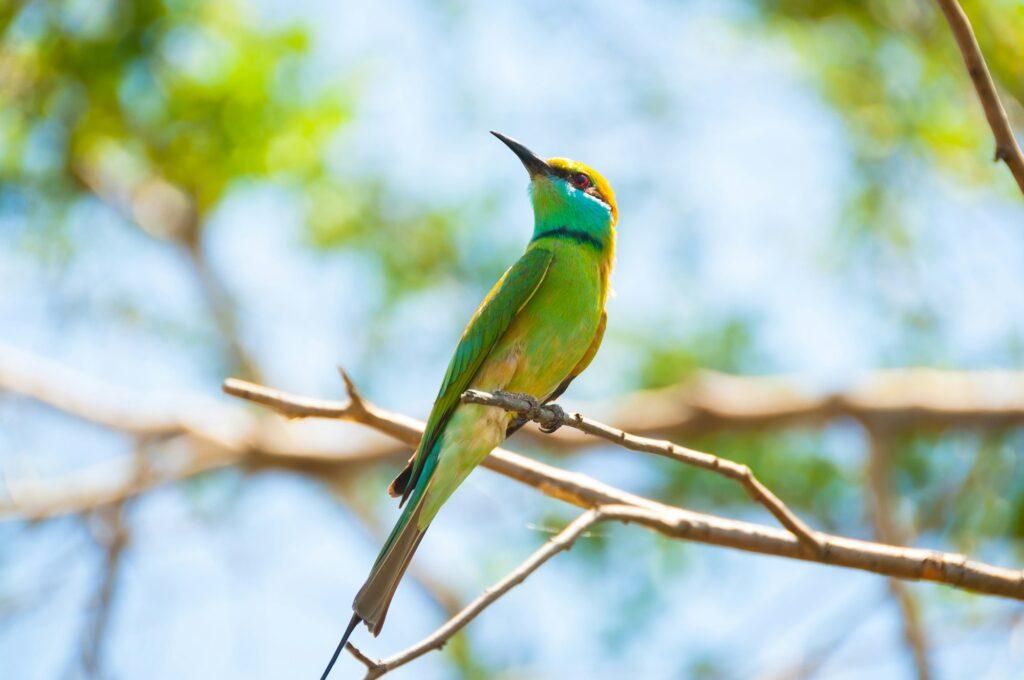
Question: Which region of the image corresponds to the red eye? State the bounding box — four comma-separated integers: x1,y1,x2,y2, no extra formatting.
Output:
571,173,592,189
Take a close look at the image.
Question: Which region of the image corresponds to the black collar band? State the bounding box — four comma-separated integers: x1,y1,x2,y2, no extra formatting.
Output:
531,226,604,250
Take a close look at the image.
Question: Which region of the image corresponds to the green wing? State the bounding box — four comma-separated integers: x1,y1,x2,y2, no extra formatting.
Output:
389,246,555,504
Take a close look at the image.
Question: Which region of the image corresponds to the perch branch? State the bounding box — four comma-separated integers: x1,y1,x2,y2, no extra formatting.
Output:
524,368,1024,449
2,346,1022,600
347,508,605,679
6,341,1024,518
223,377,1024,601
463,389,822,555
933,0,1024,195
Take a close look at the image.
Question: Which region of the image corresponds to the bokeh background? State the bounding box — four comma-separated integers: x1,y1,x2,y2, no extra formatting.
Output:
3,0,1024,678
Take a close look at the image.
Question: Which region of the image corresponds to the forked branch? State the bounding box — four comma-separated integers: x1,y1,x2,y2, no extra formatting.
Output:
462,389,822,555
223,376,1024,601
347,508,606,679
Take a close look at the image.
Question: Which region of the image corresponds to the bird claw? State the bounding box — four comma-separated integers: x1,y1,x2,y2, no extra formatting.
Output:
495,391,564,433
538,404,566,434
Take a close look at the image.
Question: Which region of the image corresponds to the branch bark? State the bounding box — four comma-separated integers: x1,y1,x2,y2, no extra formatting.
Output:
223,377,1024,601
6,338,1024,510
524,368,1024,450
0,343,406,519
3,348,1023,599
463,389,822,555
933,0,1024,196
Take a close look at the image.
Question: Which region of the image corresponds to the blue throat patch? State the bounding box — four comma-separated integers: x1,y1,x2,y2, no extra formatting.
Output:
529,177,612,250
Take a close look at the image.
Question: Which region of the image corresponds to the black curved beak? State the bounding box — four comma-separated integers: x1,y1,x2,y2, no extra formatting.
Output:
490,131,552,178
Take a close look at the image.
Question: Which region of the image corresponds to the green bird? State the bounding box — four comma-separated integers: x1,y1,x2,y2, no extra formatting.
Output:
321,131,617,679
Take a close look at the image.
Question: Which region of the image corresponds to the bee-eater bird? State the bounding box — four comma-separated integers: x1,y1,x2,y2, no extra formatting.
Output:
320,131,617,679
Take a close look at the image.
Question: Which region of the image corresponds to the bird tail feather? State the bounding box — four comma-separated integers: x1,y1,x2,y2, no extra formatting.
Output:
353,439,438,634
354,511,426,634
319,613,361,680
321,441,438,678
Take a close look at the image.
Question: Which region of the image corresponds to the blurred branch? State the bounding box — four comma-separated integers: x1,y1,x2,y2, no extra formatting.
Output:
0,342,406,519
223,376,1024,601
73,162,258,377
180,236,260,380
6,341,1024,530
80,501,129,678
462,389,822,555
933,0,1024,196
347,508,605,679
77,446,146,677
864,427,932,680
523,369,1024,449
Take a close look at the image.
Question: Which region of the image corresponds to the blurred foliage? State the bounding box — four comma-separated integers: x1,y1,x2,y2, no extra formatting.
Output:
750,0,1024,218
0,0,470,304
655,429,857,532
1,0,344,229
633,315,758,389
746,0,1024,369
900,429,1024,557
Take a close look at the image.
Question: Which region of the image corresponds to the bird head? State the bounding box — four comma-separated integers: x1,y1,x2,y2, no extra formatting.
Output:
491,131,617,231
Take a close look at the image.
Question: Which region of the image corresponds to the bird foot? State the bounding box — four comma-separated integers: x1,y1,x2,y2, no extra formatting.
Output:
537,403,566,434
495,391,565,433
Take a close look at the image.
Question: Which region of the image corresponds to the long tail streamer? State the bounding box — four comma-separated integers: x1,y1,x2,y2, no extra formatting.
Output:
320,613,361,680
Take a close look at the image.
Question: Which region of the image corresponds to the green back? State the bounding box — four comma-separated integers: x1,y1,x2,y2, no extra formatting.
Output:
399,246,555,504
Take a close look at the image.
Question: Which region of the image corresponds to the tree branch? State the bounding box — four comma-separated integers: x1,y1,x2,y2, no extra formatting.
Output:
462,389,822,555
0,343,406,519
80,501,129,678
524,368,1024,450
3,347,1022,600
223,377,1024,601
347,508,605,679
933,0,1024,196
6,338,1024,502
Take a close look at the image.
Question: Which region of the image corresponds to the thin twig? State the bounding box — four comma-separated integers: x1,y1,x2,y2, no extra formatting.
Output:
347,509,605,679
223,376,1024,601
463,389,823,555
933,0,1024,196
